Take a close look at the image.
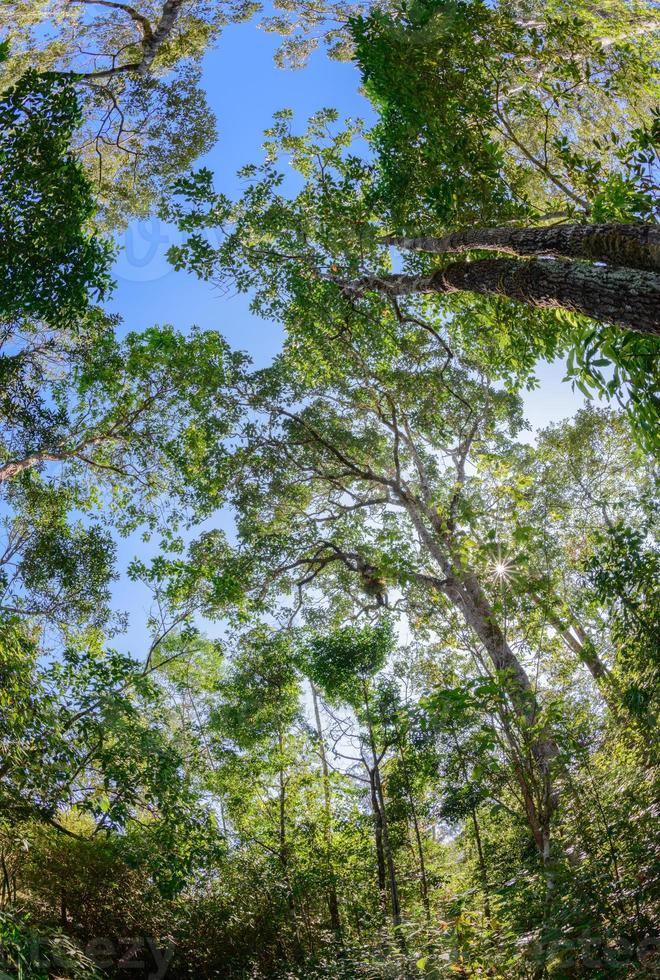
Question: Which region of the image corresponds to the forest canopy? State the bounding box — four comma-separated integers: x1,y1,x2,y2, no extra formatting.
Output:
0,1,658,979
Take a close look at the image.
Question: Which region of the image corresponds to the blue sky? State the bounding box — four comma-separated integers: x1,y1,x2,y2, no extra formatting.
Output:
108,20,372,362
104,18,585,656
108,17,583,421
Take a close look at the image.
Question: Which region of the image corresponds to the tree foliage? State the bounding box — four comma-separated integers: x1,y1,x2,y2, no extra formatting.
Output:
1,4,659,979
0,66,113,322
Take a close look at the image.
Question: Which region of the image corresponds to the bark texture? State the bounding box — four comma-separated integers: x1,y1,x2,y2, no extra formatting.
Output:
348,259,660,335
384,223,660,274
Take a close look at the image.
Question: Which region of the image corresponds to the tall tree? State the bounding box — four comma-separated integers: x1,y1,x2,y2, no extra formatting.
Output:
352,0,660,228
165,108,660,453
0,316,244,655
304,623,405,934
0,1,244,223
161,320,564,863
0,1,397,224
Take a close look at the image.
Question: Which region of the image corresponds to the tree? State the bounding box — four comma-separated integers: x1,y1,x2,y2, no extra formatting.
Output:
0,1,241,224
349,0,660,441
166,140,657,863
307,677,343,938
585,521,659,722
0,67,113,323
352,0,660,228
0,1,396,224
345,258,660,336
260,0,398,68
0,620,216,867
303,623,405,935
0,319,244,643
2,6,658,974
166,108,660,454
206,627,336,961
159,318,564,864
516,409,655,685
0,322,242,492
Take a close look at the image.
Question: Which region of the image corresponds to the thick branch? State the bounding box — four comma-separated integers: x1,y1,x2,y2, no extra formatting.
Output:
73,0,154,42
70,0,184,80
140,0,184,73
345,260,660,335
530,593,610,686
383,223,660,274
0,436,109,482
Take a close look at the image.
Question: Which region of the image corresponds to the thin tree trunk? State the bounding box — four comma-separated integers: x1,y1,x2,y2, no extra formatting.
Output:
447,726,493,926
1,852,11,908
369,766,388,910
363,682,404,941
383,223,660,274
277,731,300,952
394,737,430,920
373,759,402,930
470,807,492,927
409,797,430,921
310,681,342,938
346,259,660,335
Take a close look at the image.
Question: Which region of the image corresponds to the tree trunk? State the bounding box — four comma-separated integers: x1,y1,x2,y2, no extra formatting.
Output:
73,0,185,80
373,759,402,930
453,571,541,712
538,602,610,684
470,807,492,927
140,0,185,73
402,499,559,859
362,682,404,942
455,572,558,859
1,852,11,907
410,805,430,921
347,259,660,335
394,737,430,920
434,555,557,856
277,732,300,951
447,726,493,926
310,681,342,938
369,766,388,910
384,223,660,274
